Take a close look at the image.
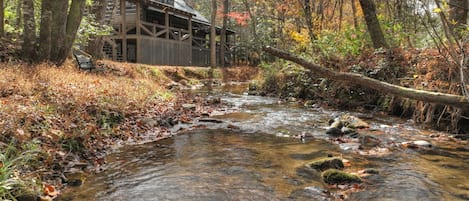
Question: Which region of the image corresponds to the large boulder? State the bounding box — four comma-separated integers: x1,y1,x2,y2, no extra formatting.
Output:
321,169,362,185
308,157,344,171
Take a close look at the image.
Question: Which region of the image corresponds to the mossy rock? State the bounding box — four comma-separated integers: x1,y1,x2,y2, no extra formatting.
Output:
308,157,344,171
322,169,362,185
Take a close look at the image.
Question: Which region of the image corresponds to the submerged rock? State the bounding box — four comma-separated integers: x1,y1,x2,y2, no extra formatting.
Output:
358,135,381,148
325,127,342,135
289,186,334,201
199,118,223,123
322,169,362,185
359,168,379,175
401,140,432,149
308,157,344,171
339,142,361,151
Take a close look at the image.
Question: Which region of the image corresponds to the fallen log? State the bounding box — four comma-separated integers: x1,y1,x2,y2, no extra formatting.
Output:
263,46,469,108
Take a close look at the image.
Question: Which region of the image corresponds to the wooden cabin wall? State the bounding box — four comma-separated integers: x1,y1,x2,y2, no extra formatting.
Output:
192,47,210,66
139,36,192,66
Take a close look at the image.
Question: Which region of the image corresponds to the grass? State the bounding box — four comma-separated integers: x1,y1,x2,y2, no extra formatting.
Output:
0,142,40,200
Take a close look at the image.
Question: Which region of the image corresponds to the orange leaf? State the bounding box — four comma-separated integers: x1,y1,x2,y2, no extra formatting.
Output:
43,184,58,197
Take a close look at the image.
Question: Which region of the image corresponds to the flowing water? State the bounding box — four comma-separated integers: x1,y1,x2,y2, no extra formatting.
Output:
61,83,469,201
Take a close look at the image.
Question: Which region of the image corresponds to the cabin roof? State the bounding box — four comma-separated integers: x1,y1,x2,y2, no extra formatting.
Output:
173,0,209,24
139,0,209,24
125,0,234,34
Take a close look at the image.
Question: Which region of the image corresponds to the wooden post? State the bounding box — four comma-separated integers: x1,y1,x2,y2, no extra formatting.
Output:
188,15,193,65
136,0,141,63
120,0,127,62
165,10,169,39
112,41,117,60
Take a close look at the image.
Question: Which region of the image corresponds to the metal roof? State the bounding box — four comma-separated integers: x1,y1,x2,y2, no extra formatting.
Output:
173,0,209,24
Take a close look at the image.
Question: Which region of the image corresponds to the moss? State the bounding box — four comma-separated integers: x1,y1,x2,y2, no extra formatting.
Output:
322,169,362,185
308,157,344,171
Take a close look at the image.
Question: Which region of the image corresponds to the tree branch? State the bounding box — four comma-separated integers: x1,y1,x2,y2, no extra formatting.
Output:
263,46,469,108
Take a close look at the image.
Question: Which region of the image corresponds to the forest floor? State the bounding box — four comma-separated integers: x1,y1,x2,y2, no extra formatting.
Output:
0,60,259,200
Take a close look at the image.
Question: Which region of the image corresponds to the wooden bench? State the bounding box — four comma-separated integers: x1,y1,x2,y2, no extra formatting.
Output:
73,49,95,71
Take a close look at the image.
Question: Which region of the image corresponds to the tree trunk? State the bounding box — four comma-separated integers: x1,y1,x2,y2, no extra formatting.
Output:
449,0,468,31
50,0,69,64
302,0,317,44
303,0,317,43
0,0,4,37
264,46,469,108
22,0,36,61
350,0,358,30
37,0,53,61
210,0,217,68
15,0,22,29
317,0,324,29
220,0,229,68
56,0,86,65
338,0,343,31
86,0,108,59
358,0,389,49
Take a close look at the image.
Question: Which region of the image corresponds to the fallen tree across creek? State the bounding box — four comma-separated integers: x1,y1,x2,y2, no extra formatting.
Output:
263,46,469,108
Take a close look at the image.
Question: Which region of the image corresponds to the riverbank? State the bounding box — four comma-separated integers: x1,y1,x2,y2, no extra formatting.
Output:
58,83,469,201
0,60,259,200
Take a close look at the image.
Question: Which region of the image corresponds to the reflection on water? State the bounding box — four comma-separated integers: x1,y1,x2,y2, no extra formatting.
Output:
62,130,339,201
62,84,469,201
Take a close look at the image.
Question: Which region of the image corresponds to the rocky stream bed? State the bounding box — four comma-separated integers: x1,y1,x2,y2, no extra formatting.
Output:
58,83,469,201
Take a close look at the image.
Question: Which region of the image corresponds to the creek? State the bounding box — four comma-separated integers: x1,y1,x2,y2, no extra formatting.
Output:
60,83,469,201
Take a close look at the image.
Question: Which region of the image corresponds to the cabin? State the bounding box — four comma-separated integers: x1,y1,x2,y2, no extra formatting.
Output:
102,0,235,67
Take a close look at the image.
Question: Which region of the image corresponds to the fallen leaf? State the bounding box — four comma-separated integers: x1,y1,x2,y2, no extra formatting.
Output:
43,183,59,197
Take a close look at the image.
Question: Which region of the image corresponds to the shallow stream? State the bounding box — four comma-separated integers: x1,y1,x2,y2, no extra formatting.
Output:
61,83,469,201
